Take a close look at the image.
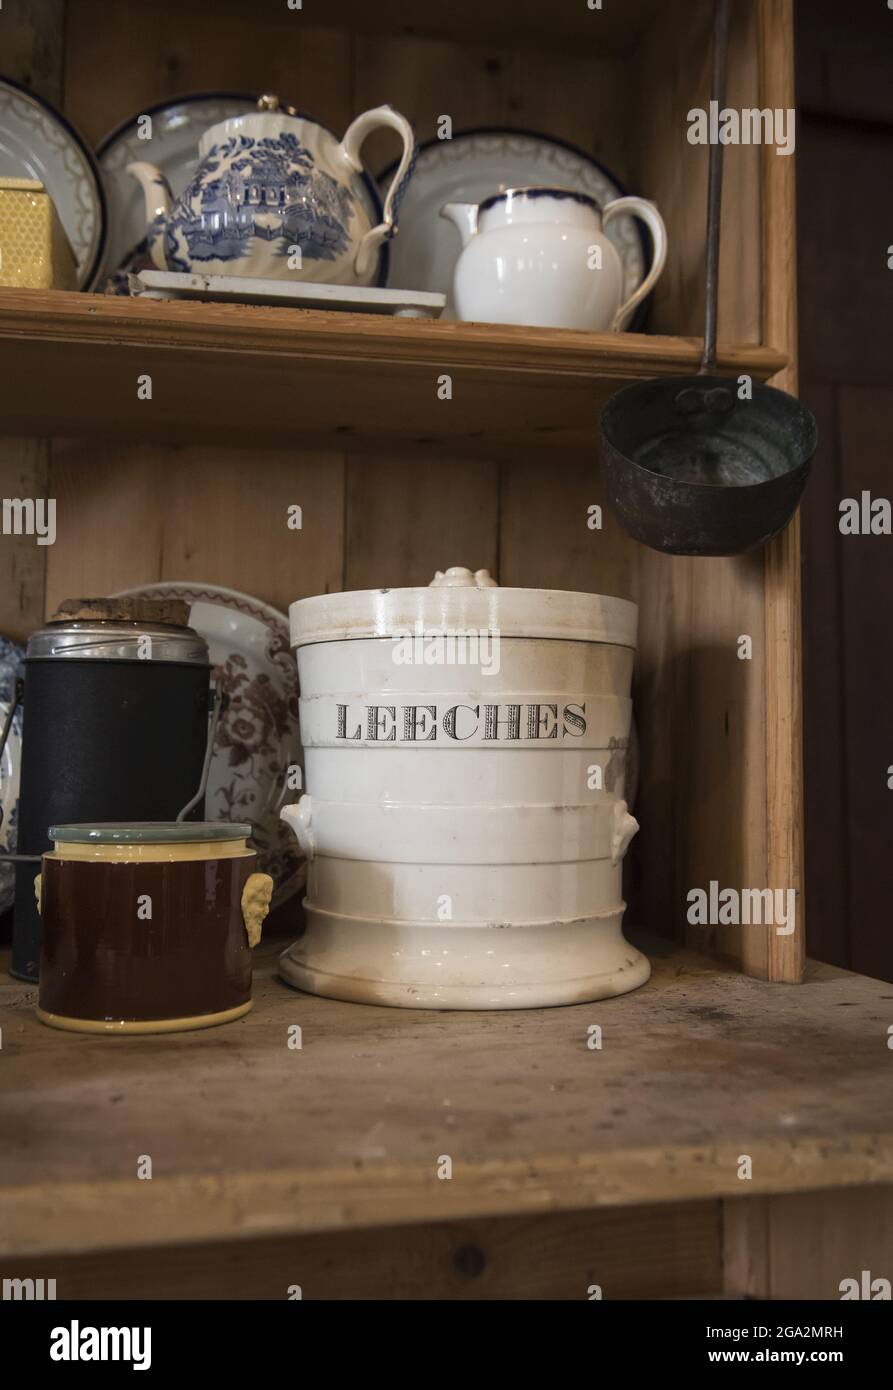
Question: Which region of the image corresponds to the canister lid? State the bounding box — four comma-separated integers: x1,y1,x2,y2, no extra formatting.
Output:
49,822,252,843
289,566,638,649
51,597,192,626
28,597,209,664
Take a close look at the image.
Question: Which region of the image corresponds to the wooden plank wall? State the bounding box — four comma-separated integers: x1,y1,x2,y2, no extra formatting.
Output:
45,0,634,620
795,0,893,982
630,0,771,973
634,0,762,346
61,0,630,168
0,0,794,973
724,1186,893,1300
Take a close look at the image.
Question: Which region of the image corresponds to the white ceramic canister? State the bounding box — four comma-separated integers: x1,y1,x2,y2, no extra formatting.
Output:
279,566,649,1009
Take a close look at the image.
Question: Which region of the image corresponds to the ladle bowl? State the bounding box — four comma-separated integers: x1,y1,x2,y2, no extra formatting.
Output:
600,374,817,556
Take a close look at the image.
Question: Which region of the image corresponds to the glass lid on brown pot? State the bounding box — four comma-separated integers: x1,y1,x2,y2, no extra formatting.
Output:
49,822,253,843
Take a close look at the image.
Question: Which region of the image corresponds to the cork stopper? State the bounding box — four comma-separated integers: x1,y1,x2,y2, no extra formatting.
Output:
49,596,191,628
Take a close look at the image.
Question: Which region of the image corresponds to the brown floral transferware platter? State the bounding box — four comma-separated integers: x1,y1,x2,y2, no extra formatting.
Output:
113,582,304,906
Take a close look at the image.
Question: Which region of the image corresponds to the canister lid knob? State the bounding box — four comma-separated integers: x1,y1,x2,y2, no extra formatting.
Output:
429,566,498,589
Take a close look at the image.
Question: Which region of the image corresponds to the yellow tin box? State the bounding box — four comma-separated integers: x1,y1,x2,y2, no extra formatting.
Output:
0,177,78,290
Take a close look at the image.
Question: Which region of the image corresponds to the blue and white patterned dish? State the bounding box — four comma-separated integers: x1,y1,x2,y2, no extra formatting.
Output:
0,636,25,914
0,77,106,289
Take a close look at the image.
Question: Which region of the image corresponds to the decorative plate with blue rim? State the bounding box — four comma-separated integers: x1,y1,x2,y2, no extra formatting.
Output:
0,636,25,914
0,77,106,289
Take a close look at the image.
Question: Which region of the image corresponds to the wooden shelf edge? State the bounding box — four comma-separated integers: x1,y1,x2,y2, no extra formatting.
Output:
0,289,788,382
3,1132,892,1261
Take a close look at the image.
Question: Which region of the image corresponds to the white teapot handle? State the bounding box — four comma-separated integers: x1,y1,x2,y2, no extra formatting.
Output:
603,197,668,332
339,105,416,281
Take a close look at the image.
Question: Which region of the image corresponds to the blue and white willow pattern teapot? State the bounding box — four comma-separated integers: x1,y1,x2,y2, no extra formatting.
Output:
127,95,416,285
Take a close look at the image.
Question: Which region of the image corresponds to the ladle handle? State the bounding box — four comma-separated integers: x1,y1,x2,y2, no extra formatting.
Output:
701,0,732,375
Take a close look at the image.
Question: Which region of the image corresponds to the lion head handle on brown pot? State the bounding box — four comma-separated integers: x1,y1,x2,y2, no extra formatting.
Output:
241,872,274,948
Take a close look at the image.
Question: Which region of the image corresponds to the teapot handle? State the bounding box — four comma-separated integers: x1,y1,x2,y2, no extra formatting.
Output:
603,197,668,332
338,105,416,281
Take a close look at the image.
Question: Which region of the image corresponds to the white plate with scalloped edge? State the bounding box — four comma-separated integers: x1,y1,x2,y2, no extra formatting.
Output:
0,78,105,288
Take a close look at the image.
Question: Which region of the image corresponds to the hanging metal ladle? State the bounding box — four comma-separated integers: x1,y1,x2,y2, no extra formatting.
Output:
600,0,817,556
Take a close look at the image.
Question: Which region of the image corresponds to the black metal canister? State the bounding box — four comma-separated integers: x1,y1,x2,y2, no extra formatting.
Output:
10,612,212,981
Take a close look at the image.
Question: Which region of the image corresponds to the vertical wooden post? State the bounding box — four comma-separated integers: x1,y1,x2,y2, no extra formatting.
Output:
759,0,805,983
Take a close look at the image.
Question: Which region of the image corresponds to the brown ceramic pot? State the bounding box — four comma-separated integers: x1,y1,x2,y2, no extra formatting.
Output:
36,822,273,1035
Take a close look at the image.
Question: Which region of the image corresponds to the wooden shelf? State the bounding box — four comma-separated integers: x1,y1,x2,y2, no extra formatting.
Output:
2,934,892,1262
0,290,785,455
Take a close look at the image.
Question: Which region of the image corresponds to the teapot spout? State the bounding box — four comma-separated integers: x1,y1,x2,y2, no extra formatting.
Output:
126,161,173,271
440,201,479,249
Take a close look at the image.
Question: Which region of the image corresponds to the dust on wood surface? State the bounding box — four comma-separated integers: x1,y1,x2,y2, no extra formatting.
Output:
1,934,892,1257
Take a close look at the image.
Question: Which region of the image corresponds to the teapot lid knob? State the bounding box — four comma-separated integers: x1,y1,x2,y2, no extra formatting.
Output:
257,94,280,112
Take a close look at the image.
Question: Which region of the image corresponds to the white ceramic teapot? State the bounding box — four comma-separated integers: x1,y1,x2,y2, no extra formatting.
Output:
441,186,667,331
127,95,416,286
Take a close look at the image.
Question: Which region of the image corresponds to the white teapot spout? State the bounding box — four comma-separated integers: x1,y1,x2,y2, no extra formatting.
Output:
125,161,173,271
440,201,479,249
